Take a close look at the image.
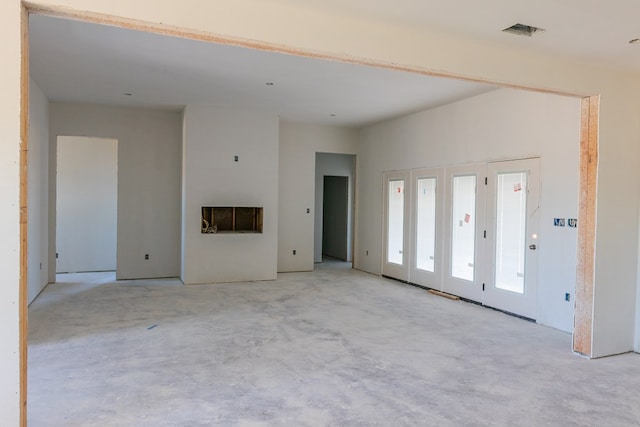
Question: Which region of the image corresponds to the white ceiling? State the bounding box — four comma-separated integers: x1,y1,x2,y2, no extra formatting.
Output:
30,1,640,127
275,0,640,71
29,14,498,127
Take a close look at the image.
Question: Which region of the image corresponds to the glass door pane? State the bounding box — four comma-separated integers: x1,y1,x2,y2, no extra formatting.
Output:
416,178,436,272
387,179,405,265
451,175,476,281
495,172,528,294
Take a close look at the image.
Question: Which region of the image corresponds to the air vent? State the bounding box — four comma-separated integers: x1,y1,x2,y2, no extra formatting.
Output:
502,23,545,37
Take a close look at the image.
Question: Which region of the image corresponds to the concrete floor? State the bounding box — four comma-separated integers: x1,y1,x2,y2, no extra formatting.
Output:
29,262,640,426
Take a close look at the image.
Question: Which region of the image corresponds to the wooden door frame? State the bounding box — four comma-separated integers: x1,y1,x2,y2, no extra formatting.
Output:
18,4,600,425
19,4,29,426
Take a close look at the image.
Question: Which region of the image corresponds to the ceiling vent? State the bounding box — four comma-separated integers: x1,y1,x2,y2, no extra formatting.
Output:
502,23,546,37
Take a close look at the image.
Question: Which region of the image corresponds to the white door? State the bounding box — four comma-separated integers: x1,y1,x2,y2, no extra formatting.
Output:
383,170,410,281
410,168,443,288
484,158,540,320
443,163,486,301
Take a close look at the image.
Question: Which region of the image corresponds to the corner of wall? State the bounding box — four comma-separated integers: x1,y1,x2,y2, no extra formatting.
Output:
27,77,51,303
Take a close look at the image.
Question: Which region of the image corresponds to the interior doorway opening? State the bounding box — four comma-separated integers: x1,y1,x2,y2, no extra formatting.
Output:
55,136,118,275
314,153,356,266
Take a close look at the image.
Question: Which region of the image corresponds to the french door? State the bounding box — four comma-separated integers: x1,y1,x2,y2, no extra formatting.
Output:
409,168,443,288
381,158,540,320
383,168,444,286
382,171,410,281
443,163,486,302
484,158,540,319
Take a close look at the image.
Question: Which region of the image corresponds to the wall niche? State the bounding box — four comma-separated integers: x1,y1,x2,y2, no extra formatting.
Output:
201,206,263,234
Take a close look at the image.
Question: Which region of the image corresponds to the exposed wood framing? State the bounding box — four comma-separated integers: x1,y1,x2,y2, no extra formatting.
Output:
428,289,461,301
20,4,29,426
573,96,599,357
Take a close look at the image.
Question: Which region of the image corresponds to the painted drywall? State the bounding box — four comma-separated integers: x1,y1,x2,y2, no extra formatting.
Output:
49,103,182,280
55,136,117,273
315,153,356,263
2,1,20,422
27,78,50,304
181,106,279,284
356,88,581,333
278,122,358,272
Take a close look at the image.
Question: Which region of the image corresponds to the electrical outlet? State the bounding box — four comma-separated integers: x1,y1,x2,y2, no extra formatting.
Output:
293,250,296,255
145,254,149,260
234,155,239,162
306,208,310,213
565,293,571,302
366,250,369,256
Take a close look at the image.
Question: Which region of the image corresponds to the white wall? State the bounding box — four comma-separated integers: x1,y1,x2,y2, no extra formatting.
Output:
27,78,50,304
49,103,182,280
2,1,20,420
356,88,581,333
55,136,117,273
315,153,356,262
181,106,279,284
278,122,358,272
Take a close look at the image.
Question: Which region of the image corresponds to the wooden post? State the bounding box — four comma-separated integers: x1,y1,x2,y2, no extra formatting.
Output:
573,95,599,357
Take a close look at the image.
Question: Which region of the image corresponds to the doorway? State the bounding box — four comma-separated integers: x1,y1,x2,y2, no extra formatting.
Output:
322,176,349,261
315,153,356,265
56,136,118,274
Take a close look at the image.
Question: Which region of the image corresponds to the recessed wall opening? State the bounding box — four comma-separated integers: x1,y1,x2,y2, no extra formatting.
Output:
201,206,263,233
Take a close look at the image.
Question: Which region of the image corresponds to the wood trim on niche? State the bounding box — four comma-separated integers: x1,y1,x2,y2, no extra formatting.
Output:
573,95,599,357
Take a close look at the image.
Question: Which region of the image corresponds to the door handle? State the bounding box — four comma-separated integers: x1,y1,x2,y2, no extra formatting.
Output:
529,244,537,250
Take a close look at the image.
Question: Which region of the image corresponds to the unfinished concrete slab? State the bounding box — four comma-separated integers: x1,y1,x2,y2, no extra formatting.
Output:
29,265,640,426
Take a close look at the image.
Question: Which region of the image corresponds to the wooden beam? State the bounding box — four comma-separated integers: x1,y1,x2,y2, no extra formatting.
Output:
19,4,30,426
573,95,599,357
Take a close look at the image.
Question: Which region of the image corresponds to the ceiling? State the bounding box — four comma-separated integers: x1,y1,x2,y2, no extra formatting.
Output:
30,1,639,127
274,0,640,71
29,14,497,127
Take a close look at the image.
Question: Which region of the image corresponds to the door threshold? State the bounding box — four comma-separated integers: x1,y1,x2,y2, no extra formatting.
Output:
382,275,536,323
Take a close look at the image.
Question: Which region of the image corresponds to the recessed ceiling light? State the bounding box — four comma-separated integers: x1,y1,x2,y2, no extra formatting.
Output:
629,38,640,45
123,93,132,96
502,23,546,37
